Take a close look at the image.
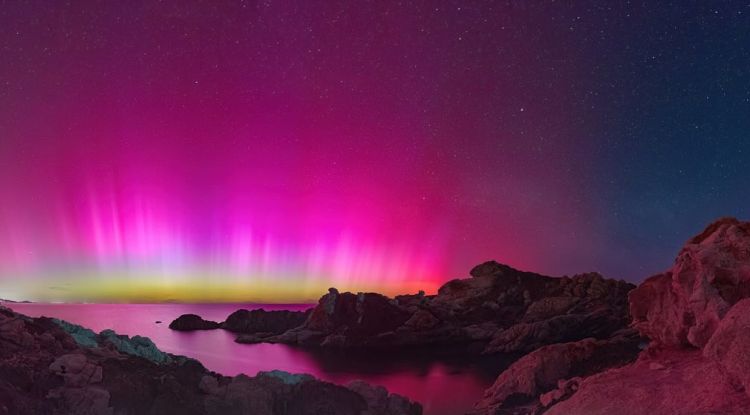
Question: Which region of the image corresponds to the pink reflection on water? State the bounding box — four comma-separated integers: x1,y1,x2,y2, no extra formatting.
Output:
8,303,499,415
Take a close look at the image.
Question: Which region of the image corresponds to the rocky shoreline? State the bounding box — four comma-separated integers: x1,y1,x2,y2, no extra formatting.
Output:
0,305,421,415
169,245,638,414
172,262,634,355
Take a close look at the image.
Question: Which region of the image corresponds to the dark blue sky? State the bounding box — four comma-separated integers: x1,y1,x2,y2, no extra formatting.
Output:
575,1,750,277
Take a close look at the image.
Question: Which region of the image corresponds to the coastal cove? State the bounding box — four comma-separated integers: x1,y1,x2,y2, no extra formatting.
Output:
6,302,509,415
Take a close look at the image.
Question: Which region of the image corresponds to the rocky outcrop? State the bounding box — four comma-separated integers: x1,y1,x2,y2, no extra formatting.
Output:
472,330,640,414
221,308,311,334
168,309,311,341
0,305,421,415
168,314,220,331
250,265,634,351
630,217,750,348
536,218,750,415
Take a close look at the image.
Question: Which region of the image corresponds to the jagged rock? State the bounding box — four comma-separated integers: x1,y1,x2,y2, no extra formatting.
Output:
98,329,172,364
630,217,750,348
52,319,98,348
221,308,310,334
255,263,633,352
544,218,750,415
472,332,640,414
168,314,220,331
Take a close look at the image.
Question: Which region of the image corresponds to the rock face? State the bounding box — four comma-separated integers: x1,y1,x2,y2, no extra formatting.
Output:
537,217,750,415
472,330,641,414
702,298,750,398
252,265,634,351
168,314,221,331
630,217,750,348
0,305,421,415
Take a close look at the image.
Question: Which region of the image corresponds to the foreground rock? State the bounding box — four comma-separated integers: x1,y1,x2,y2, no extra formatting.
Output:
630,217,750,348
531,217,750,414
544,348,750,415
168,314,220,331
472,329,641,414
0,305,421,415
248,264,634,353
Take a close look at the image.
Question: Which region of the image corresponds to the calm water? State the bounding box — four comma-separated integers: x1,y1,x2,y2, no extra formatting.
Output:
7,303,507,415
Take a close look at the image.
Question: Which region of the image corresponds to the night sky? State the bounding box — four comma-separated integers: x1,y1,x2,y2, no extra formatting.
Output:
1,1,749,301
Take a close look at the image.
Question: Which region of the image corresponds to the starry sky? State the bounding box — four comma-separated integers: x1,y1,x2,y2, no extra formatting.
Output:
1,1,749,302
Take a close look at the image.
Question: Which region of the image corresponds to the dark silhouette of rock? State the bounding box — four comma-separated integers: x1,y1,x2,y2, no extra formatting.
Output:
0,305,422,415
221,308,311,334
168,314,221,331
252,263,633,352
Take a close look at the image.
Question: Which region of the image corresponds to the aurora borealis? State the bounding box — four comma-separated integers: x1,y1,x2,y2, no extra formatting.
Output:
1,1,749,302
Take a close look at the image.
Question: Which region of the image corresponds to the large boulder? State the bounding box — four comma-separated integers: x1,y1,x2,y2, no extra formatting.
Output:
630,218,750,348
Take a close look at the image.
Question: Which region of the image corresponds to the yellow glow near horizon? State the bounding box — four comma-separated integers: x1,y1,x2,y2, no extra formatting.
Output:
3,275,439,303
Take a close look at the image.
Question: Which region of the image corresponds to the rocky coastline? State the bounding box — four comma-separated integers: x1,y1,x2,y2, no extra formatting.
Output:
475,217,750,414
0,305,421,415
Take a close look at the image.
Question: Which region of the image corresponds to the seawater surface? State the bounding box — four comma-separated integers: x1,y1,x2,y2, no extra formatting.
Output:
7,303,510,415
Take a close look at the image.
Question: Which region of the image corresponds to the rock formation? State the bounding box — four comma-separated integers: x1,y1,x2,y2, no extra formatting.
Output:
0,305,421,415
168,309,311,340
630,217,750,348
168,314,221,331
222,308,311,334
485,217,750,415
471,329,641,414
247,265,634,353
